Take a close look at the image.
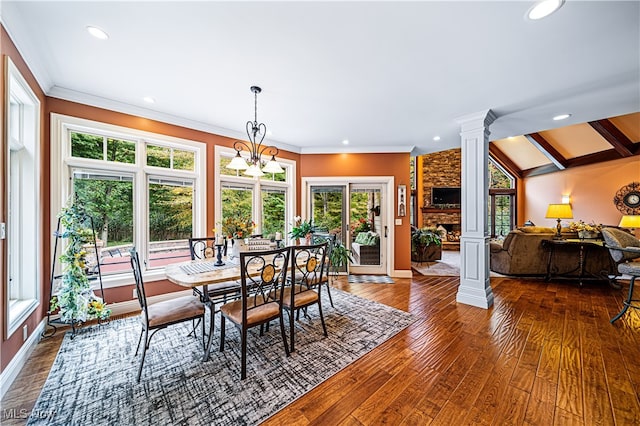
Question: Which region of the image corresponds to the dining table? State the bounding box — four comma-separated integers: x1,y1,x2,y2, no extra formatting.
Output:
165,258,245,361
164,251,296,361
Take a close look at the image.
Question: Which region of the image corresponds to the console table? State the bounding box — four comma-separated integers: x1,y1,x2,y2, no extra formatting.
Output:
541,239,612,286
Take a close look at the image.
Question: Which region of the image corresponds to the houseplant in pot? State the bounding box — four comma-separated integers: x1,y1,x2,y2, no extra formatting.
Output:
329,240,352,281
411,226,444,262
289,216,314,245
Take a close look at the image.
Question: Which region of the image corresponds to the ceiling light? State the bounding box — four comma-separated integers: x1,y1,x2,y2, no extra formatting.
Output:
526,0,564,20
86,26,109,40
553,113,571,121
225,86,284,177
143,96,155,104
433,136,441,141
342,139,349,145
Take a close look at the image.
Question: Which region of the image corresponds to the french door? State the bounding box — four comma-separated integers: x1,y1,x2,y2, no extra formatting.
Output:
303,177,393,275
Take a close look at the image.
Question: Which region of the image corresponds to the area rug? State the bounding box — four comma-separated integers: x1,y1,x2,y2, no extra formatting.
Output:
28,289,413,426
347,274,394,284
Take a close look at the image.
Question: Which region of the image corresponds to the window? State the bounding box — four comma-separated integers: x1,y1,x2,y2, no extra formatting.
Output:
51,115,206,287
215,147,295,241
5,57,41,337
488,159,516,237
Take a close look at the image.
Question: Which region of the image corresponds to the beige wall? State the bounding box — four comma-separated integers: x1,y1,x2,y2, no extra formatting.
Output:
523,156,640,232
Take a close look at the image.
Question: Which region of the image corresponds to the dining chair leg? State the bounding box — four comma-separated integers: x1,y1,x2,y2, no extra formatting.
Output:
279,313,290,357
318,301,328,337
611,276,636,323
134,327,144,356
241,328,247,380
289,308,296,352
219,315,226,351
136,328,149,383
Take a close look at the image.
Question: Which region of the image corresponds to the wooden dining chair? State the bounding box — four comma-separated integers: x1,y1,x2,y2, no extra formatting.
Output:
130,248,206,382
284,242,329,352
219,246,291,379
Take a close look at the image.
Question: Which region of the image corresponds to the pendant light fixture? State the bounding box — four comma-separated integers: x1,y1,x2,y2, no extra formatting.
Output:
226,86,284,177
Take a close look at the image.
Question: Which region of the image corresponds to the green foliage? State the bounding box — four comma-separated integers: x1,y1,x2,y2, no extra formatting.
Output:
411,227,443,255
353,218,372,233
52,201,111,323
290,218,313,239
329,241,352,274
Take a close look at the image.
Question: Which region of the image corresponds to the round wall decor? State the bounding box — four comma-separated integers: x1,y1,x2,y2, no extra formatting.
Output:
613,182,640,215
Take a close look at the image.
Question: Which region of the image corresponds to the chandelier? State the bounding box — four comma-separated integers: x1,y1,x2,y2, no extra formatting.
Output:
226,86,284,177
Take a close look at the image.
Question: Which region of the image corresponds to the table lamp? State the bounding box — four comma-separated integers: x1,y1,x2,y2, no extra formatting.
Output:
619,215,640,235
545,203,573,239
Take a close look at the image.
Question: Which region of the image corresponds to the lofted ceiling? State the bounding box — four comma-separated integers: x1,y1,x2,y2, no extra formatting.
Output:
1,1,638,158
491,111,640,178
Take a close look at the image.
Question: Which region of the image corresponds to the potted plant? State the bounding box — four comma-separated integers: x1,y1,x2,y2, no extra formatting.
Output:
50,202,111,326
411,226,444,262
329,240,352,280
290,216,314,245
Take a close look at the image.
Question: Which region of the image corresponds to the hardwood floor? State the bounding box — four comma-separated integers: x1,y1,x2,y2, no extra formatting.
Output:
2,275,639,425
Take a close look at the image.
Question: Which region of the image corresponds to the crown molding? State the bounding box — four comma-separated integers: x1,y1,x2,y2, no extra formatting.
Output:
300,145,415,154
47,86,302,154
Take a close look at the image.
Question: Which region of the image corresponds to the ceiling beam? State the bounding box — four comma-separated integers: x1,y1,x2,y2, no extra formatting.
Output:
525,133,569,170
521,164,561,178
489,143,523,179
588,119,636,157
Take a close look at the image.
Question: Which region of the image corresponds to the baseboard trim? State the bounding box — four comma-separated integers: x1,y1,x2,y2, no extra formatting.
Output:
392,269,413,278
0,319,46,399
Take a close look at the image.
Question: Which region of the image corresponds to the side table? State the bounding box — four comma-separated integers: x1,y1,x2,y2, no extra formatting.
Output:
541,239,613,286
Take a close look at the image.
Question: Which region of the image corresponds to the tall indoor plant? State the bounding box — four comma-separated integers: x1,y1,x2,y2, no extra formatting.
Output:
50,201,110,324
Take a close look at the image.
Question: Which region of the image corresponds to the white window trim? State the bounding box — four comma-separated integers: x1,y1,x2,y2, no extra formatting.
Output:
50,113,207,288
214,145,296,236
5,57,41,338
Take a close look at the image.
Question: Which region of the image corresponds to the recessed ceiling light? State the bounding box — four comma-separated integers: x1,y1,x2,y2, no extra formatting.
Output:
507,136,516,140
552,113,571,121
143,96,155,104
342,139,349,145
526,0,564,21
86,26,109,40
433,136,441,141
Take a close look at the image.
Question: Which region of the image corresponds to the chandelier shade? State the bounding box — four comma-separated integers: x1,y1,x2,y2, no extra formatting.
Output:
225,86,284,176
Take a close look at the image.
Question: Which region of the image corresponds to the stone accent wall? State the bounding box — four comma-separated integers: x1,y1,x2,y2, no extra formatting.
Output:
421,148,461,209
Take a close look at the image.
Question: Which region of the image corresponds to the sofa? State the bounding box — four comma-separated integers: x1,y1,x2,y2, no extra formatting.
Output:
489,226,615,278
351,231,380,265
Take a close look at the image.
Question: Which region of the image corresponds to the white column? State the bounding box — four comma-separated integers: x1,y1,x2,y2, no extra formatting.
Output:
456,110,497,309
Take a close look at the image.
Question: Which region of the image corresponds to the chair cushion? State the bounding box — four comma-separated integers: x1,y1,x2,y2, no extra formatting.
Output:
281,287,319,309
145,295,204,328
618,261,640,275
602,228,640,262
220,297,280,326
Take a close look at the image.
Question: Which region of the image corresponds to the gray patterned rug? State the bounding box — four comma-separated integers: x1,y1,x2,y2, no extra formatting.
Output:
28,289,414,426
347,274,395,284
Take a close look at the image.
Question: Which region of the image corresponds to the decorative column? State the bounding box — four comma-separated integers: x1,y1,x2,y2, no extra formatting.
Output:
456,110,497,309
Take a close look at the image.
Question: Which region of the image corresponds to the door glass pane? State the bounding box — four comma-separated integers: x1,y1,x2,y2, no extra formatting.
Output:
261,187,285,239
147,178,194,268
350,187,381,266
72,169,134,275
310,186,345,271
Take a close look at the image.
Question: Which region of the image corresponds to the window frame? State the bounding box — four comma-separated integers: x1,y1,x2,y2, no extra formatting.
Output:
214,146,295,237
5,57,41,338
50,114,207,288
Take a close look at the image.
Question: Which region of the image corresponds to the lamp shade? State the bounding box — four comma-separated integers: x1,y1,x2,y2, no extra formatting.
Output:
226,152,249,170
545,203,573,219
619,215,640,228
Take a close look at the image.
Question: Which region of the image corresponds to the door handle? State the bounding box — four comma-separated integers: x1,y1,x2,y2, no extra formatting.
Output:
384,226,388,238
